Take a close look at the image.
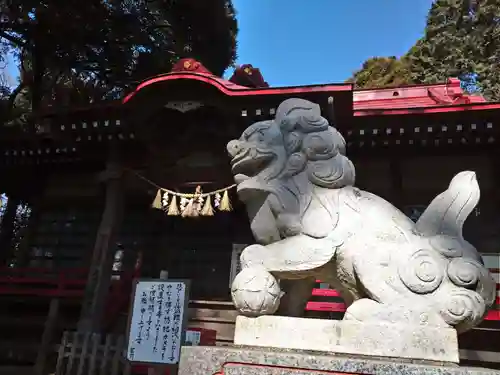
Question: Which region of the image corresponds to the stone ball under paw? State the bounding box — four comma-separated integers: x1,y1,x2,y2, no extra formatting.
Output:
231,267,282,317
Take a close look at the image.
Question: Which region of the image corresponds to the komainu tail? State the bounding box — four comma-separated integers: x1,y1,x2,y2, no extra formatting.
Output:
416,171,480,238
415,171,496,333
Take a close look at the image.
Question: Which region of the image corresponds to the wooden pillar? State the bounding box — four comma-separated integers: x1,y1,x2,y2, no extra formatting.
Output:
78,144,125,333
34,298,60,375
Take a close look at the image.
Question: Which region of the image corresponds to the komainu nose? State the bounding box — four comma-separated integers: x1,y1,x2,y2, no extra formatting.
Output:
227,140,242,157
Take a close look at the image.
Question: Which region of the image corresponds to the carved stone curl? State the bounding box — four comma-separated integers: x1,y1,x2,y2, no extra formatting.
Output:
226,98,496,334
398,249,445,294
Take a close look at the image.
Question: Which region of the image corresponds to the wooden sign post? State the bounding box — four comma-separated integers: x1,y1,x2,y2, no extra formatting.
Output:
126,278,190,375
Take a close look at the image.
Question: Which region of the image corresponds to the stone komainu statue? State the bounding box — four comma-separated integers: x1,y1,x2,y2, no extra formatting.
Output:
226,98,496,334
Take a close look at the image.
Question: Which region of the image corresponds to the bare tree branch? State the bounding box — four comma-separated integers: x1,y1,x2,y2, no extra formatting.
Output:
0,31,27,48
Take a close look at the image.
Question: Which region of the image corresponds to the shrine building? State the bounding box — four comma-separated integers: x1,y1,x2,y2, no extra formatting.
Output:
0,58,498,370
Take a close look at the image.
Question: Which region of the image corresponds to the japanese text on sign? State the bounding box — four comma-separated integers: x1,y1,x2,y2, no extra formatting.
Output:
126,281,187,364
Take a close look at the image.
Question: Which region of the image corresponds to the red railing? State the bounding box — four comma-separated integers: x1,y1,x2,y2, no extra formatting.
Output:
0,267,87,297
0,267,139,298
0,266,141,331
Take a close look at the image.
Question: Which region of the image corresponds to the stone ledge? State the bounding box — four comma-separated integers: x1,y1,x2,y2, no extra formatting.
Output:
234,315,459,363
179,346,500,375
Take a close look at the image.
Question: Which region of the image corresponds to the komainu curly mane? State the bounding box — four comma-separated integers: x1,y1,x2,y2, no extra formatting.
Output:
227,98,355,240
275,98,355,190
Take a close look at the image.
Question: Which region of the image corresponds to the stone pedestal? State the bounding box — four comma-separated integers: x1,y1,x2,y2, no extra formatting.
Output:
178,345,499,375
234,316,459,363
178,316,500,374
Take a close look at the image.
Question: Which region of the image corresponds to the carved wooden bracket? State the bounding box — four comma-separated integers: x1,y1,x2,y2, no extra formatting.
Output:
165,101,204,113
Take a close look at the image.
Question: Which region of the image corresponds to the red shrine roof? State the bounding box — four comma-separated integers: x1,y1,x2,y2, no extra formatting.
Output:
121,59,497,116
122,58,352,104
122,58,249,104
353,78,486,112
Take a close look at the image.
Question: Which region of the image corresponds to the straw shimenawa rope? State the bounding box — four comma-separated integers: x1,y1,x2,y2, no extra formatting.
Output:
127,168,236,218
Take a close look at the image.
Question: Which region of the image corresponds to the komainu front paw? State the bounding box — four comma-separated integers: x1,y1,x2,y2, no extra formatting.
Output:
231,267,283,317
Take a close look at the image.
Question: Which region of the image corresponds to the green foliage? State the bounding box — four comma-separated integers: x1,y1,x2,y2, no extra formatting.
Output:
160,0,238,76
406,0,477,90
469,0,500,100
0,0,238,125
347,0,500,100
346,56,413,89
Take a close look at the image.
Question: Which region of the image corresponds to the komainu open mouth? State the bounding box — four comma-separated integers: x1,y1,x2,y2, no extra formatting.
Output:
230,150,274,179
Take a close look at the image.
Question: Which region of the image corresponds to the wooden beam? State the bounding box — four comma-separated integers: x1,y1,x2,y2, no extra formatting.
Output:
78,143,125,333
460,349,500,364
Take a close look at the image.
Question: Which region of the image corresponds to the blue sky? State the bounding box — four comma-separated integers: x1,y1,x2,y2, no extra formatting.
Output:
228,0,434,86
4,54,17,87
4,1,434,88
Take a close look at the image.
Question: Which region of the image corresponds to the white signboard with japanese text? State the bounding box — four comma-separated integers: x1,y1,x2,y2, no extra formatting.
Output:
126,280,190,365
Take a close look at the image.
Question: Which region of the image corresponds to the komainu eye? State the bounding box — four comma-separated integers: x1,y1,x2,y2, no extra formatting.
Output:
248,131,265,142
